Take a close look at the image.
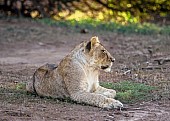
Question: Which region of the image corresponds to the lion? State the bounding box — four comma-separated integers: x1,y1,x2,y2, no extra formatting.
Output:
26,36,123,109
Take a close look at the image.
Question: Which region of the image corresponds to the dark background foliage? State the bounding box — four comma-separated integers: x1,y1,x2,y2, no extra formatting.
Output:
0,0,170,24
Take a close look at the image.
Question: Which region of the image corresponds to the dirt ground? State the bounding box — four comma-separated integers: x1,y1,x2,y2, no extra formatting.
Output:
0,18,170,121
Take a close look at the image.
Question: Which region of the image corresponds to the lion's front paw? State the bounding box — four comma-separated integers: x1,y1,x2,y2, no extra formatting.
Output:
112,100,123,109
103,99,123,109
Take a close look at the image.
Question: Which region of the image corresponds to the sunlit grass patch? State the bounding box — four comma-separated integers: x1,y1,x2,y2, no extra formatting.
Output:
100,81,156,103
38,18,170,35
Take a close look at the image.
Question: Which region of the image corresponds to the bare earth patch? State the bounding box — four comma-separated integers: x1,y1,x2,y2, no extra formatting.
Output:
0,18,170,121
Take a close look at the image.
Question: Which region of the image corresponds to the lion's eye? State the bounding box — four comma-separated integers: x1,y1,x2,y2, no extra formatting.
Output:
101,50,106,53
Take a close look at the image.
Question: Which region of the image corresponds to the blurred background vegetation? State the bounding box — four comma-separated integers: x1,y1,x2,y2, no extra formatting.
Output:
0,0,170,25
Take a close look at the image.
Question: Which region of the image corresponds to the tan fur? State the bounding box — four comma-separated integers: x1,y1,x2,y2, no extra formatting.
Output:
26,36,123,109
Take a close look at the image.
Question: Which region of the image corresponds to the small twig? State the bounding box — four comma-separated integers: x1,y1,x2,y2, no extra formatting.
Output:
154,59,170,65
141,67,167,70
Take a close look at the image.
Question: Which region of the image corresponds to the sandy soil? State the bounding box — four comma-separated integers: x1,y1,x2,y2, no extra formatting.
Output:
0,18,170,121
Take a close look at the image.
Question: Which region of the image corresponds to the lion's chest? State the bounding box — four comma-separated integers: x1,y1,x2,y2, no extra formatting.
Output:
86,70,99,92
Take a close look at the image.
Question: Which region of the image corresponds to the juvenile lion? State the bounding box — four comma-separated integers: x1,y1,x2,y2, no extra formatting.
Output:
26,36,123,109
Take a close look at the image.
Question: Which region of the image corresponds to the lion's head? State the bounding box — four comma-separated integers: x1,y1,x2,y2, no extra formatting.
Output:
84,36,115,72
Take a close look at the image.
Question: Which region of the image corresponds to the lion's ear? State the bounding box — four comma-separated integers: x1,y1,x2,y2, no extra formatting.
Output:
86,41,91,51
91,36,100,47
86,36,100,52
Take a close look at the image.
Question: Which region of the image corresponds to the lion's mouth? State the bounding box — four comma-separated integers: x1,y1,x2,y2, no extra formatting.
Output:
101,65,109,70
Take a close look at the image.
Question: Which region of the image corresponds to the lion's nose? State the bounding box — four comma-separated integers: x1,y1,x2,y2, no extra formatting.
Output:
110,57,115,62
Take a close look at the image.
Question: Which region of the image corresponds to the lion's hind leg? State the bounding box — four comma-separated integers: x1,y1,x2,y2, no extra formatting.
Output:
26,63,57,94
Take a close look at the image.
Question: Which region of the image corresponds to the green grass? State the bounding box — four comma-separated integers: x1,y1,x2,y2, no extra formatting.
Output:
16,82,26,90
0,86,61,104
0,87,29,104
100,81,156,103
37,18,170,35
0,81,156,106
